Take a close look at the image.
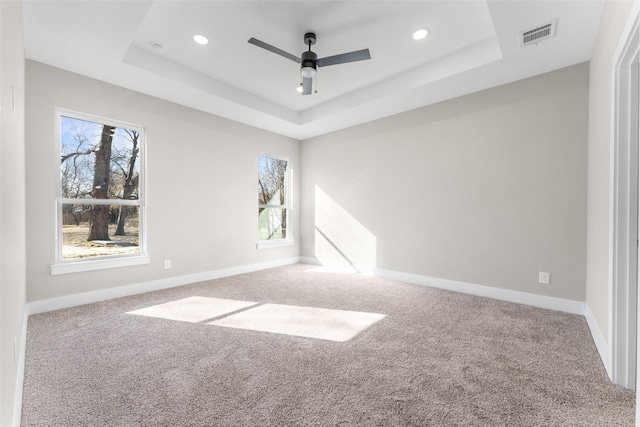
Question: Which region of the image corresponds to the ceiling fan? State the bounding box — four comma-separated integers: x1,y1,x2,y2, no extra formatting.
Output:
248,32,371,95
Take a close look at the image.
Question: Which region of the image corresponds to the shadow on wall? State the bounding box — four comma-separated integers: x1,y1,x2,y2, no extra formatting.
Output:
314,186,377,273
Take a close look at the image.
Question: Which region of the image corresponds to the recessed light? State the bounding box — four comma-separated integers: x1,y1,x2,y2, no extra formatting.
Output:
296,84,303,93
413,28,429,40
193,34,209,45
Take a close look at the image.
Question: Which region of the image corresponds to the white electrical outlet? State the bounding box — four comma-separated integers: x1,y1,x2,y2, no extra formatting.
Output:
164,259,171,269
539,272,550,285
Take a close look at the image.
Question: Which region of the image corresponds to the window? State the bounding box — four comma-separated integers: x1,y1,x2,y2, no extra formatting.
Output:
52,110,147,274
258,154,291,248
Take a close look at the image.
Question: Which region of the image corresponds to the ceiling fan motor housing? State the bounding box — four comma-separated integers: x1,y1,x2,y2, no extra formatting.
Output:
301,51,317,68
301,50,318,77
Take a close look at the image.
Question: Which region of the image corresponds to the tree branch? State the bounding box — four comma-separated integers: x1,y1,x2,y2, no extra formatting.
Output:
61,148,96,164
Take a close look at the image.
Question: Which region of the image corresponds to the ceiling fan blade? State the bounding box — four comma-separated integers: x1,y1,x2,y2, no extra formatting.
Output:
302,77,313,95
248,37,301,63
317,49,371,67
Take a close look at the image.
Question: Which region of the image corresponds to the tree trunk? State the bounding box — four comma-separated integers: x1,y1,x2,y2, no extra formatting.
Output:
88,125,114,241
114,206,128,236
114,132,139,236
114,175,138,235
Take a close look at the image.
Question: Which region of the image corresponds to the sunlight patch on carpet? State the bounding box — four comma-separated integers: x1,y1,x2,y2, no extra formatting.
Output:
127,296,257,323
208,304,385,342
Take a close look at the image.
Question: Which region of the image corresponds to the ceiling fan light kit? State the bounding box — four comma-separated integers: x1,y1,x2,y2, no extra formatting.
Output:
300,48,317,78
300,66,316,78
248,32,371,96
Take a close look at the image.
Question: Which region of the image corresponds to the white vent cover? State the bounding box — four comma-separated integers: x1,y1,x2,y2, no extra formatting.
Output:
520,19,557,48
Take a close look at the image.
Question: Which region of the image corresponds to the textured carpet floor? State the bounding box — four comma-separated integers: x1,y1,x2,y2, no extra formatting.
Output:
21,264,635,426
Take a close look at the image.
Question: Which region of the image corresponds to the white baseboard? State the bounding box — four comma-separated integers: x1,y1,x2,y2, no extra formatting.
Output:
299,256,322,266
584,303,612,379
29,257,301,315
298,258,587,315
13,304,28,427
373,267,586,315
298,257,375,275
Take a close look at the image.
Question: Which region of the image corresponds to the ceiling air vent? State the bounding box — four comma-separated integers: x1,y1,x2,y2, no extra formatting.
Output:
520,19,557,48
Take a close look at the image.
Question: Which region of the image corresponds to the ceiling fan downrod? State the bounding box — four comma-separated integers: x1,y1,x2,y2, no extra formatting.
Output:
300,32,317,78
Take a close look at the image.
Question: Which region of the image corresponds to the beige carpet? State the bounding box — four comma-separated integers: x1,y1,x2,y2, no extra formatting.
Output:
21,263,635,426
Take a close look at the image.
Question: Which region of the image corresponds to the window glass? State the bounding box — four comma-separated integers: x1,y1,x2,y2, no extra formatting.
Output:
58,112,144,261
258,155,289,241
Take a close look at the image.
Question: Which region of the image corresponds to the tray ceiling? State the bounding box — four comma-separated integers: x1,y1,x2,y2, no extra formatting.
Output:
22,1,605,139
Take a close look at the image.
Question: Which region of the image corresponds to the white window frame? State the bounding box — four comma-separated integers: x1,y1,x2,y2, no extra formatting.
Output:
257,153,293,249
51,108,149,275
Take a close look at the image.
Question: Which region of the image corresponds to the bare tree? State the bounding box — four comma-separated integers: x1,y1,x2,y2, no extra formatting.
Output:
87,125,115,241
113,130,139,236
61,123,95,226
60,118,141,246
258,157,287,206
258,156,288,238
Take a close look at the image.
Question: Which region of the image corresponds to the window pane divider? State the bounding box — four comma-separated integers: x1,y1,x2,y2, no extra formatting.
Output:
60,198,141,206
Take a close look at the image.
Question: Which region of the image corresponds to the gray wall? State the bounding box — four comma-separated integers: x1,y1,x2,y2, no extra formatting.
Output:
26,61,299,302
301,63,589,302
586,0,637,350
1,1,27,425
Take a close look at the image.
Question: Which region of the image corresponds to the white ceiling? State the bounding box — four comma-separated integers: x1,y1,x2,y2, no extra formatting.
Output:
21,0,605,140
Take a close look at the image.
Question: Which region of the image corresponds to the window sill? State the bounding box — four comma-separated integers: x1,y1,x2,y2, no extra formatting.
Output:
50,255,150,275
256,239,294,250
